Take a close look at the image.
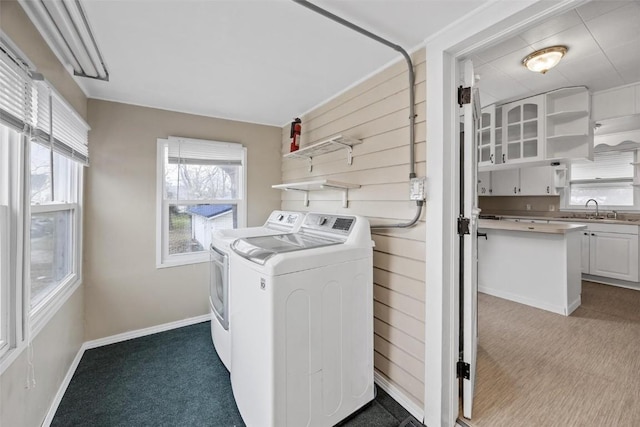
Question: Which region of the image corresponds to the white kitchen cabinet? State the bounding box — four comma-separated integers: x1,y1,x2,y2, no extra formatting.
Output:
502,95,545,164
575,222,640,282
581,230,590,274
478,171,492,195
588,231,639,282
545,87,592,161
520,166,557,196
491,168,519,196
477,105,494,167
489,166,559,196
591,83,640,121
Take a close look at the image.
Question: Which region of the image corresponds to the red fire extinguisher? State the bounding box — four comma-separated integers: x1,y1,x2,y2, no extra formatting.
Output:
290,118,302,152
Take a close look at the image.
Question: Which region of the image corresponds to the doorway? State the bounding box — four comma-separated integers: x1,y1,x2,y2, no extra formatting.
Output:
423,1,640,426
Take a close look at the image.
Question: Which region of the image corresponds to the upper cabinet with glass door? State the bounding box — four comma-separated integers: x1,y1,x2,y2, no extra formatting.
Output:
477,104,503,167
503,95,545,164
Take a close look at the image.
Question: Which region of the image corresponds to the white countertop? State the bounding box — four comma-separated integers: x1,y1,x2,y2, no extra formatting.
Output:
478,219,587,234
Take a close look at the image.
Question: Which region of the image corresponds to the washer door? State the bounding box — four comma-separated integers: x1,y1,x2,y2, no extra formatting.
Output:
210,245,229,330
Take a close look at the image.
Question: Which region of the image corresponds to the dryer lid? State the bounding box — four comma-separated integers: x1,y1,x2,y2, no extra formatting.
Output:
230,233,341,265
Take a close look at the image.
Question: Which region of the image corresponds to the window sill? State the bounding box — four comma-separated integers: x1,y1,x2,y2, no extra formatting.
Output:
30,274,82,342
0,276,82,376
156,252,209,269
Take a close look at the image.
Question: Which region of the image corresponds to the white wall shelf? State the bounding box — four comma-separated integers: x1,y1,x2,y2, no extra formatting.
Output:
284,135,362,172
272,179,361,208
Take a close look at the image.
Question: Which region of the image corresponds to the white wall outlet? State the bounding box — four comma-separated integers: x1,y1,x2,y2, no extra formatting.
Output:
409,177,426,201
549,204,556,211
526,204,531,211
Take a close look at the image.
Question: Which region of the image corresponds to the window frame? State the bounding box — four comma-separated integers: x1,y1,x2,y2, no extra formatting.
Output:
0,205,9,359
156,138,247,268
561,149,640,212
26,139,84,335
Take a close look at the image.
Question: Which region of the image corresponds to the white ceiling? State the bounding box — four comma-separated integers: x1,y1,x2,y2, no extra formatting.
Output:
75,0,488,126
468,1,640,107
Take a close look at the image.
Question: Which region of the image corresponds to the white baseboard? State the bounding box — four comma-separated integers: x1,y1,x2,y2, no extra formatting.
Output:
84,314,210,349
567,296,581,315
42,343,86,427
42,314,210,426
374,371,424,422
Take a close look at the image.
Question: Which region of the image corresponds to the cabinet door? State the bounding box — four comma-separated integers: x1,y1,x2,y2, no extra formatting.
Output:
503,95,544,164
478,171,491,196
589,232,639,281
491,169,519,196
520,166,556,196
581,231,590,274
477,106,495,167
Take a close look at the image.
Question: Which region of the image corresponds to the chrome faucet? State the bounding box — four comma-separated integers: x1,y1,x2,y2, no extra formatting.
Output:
585,199,599,219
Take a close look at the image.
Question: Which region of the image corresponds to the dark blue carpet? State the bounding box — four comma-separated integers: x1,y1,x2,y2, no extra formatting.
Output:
52,321,416,426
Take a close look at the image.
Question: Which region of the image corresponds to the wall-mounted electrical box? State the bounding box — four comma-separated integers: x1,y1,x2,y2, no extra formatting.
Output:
409,177,426,201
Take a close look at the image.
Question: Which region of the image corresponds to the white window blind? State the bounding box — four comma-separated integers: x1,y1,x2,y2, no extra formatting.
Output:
51,92,89,165
0,45,33,132
167,137,244,165
571,151,634,181
32,81,51,144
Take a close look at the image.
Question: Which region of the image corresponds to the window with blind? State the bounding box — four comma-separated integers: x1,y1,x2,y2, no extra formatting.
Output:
566,150,637,209
157,137,247,268
0,37,89,362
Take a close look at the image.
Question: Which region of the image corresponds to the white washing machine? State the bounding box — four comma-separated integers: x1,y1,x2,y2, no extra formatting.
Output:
209,210,304,371
229,213,374,427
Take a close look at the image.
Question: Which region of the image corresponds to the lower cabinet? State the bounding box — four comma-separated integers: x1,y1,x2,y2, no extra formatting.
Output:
581,224,639,282
581,231,590,273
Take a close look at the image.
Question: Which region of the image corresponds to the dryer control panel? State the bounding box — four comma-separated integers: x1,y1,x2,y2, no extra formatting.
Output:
303,213,356,235
266,211,302,228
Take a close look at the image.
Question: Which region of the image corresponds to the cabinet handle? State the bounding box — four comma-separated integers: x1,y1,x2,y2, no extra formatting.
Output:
584,232,588,236
502,154,505,163
513,187,517,194
591,233,595,236
490,154,494,164
518,188,521,193
546,186,550,194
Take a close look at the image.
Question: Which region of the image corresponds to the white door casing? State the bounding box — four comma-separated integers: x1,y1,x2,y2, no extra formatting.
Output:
461,60,479,420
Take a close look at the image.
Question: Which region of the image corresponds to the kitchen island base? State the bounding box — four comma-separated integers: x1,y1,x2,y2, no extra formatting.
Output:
478,221,583,316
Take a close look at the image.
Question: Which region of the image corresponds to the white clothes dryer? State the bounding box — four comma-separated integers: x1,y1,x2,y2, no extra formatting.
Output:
209,210,304,371
229,213,374,427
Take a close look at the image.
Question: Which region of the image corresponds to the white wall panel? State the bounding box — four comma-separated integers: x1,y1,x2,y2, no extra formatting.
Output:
279,51,426,408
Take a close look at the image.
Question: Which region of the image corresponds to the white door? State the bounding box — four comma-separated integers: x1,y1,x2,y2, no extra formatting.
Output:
461,59,479,420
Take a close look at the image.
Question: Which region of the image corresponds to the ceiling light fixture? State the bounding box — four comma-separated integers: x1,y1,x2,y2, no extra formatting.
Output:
522,45,567,74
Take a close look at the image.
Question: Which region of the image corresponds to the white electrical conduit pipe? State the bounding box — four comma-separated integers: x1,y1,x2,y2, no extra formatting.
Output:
291,0,423,229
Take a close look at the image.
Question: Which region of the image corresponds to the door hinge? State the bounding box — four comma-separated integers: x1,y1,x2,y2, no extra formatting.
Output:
458,86,471,107
457,216,470,236
457,361,470,379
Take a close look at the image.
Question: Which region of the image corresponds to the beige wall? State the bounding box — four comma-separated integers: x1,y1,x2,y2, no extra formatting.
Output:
0,1,87,426
0,288,84,427
280,49,426,406
0,0,87,120
84,99,282,340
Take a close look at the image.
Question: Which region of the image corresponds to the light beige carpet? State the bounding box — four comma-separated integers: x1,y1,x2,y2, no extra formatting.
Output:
462,281,640,427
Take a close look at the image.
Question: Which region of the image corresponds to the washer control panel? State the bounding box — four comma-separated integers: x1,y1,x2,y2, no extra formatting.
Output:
303,213,355,235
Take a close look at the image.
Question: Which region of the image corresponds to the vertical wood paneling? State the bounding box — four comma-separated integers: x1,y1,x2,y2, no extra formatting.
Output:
279,51,426,408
